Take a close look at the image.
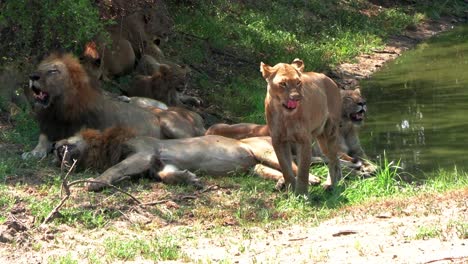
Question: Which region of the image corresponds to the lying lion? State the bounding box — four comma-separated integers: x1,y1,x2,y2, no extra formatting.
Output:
23,53,205,159
261,59,342,193
54,127,321,191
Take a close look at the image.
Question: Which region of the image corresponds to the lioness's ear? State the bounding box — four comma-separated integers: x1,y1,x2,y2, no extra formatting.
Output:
83,41,100,60
291,58,304,72
158,64,172,79
260,62,273,80
354,88,361,96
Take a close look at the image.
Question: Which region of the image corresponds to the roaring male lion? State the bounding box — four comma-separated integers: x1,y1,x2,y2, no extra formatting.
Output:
54,127,321,191
261,59,342,193
22,53,205,159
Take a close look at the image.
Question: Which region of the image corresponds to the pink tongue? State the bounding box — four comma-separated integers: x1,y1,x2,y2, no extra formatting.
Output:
35,91,46,100
287,100,298,109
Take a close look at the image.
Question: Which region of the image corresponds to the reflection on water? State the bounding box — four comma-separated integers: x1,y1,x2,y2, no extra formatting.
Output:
360,25,468,176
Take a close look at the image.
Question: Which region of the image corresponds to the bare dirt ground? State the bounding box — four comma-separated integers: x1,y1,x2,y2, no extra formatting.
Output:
1,16,467,264
0,187,466,263
181,189,468,263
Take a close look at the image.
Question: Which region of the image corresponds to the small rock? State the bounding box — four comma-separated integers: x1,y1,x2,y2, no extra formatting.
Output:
376,212,392,219
0,232,14,243
332,230,357,237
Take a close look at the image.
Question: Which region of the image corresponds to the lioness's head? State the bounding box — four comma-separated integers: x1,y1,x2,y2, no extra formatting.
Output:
29,53,95,110
341,88,367,125
152,63,189,93
260,59,305,111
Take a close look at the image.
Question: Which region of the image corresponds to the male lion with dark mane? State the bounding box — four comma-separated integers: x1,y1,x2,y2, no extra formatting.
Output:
23,53,205,159
261,59,342,193
53,127,321,191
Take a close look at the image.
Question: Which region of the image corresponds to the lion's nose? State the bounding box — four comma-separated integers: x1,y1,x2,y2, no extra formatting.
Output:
289,92,302,101
29,73,40,81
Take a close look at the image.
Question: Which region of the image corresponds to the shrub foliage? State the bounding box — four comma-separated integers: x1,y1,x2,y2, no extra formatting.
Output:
0,0,106,60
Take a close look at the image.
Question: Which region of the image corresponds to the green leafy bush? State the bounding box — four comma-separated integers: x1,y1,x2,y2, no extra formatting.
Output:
0,0,106,59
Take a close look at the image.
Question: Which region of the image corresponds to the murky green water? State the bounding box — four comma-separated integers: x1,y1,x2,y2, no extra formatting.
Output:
360,25,468,176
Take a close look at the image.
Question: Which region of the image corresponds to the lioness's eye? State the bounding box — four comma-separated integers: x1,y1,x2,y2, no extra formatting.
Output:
296,81,302,87
279,82,286,88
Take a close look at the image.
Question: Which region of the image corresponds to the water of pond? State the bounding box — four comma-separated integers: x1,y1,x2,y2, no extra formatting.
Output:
360,25,468,177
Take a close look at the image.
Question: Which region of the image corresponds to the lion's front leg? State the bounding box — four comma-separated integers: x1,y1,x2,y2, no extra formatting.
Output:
86,153,156,191
22,133,52,159
271,139,296,190
317,134,342,190
295,141,313,195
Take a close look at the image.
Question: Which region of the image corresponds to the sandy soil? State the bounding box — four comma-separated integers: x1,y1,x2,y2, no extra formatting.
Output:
181,190,467,263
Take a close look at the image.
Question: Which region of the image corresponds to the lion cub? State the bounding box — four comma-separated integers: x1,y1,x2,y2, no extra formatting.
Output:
261,59,342,194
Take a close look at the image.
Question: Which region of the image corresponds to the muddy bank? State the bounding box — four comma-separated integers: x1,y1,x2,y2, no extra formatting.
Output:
331,16,464,89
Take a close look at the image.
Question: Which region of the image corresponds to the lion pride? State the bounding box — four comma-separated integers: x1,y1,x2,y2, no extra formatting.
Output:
206,88,376,176
53,127,321,192
22,53,205,159
261,59,342,193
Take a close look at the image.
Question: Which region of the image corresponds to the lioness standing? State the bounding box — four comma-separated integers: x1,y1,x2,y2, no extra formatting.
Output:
261,59,342,194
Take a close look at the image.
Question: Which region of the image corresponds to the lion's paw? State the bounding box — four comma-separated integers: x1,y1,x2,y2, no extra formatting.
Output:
85,178,107,192
275,178,285,191
308,174,321,185
359,161,378,177
182,170,204,189
21,150,48,160
275,179,296,192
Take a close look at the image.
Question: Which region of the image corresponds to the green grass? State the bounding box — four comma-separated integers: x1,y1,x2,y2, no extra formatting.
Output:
448,220,468,239
48,253,79,264
165,0,465,121
414,225,443,240
0,108,38,148
104,235,182,262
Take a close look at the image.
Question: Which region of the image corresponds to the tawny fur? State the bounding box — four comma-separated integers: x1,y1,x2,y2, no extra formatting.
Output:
205,88,376,175
125,63,190,106
23,53,205,159
54,127,322,192
205,123,270,140
261,59,342,193
82,37,136,79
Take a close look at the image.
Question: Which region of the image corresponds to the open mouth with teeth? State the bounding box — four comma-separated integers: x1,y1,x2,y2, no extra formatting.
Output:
31,84,50,107
283,99,299,110
350,109,365,123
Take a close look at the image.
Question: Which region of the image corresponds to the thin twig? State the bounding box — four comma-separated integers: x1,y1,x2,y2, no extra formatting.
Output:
67,179,142,205
42,159,77,225
43,153,142,225
198,184,219,194
140,200,170,206
424,256,468,264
